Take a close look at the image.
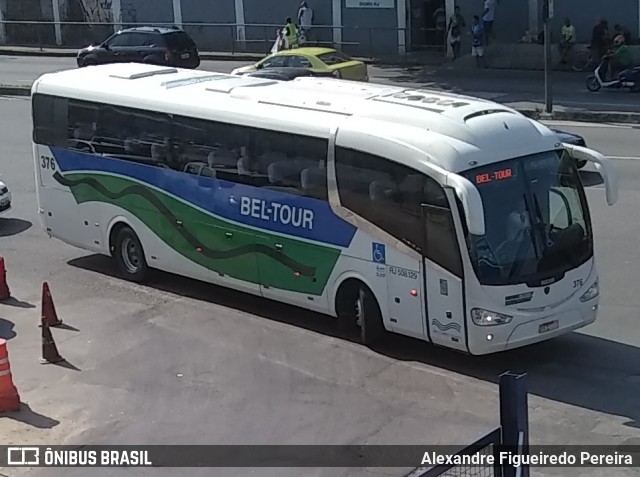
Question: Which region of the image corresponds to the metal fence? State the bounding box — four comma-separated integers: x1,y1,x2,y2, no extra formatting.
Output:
409,372,530,477
0,20,446,58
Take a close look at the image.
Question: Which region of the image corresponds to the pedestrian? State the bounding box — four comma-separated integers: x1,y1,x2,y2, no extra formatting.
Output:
448,6,466,60
471,15,485,67
283,17,299,50
558,17,576,64
271,28,286,54
590,18,609,62
482,0,496,45
298,2,314,44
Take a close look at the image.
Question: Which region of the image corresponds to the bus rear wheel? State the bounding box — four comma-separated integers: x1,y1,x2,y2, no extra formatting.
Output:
337,281,386,347
113,226,148,283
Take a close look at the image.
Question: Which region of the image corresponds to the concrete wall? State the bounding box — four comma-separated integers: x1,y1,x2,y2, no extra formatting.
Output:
125,0,173,23
182,0,236,51
342,2,399,56
4,0,57,45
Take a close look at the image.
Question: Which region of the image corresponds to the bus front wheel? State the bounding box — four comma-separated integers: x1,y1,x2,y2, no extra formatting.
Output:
113,226,148,283
337,281,386,347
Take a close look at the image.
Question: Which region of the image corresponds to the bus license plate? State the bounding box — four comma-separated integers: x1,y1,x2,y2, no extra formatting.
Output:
539,320,559,334
181,53,190,59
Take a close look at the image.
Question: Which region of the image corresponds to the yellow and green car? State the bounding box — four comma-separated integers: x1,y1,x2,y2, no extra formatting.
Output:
231,47,369,81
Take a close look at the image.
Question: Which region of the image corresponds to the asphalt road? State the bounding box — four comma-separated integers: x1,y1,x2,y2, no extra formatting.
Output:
0,95,639,477
0,55,638,114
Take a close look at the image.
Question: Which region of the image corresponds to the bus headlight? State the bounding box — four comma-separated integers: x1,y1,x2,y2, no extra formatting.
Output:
471,308,513,326
579,279,599,302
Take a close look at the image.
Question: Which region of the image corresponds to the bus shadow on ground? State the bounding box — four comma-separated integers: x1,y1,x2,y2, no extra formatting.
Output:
68,254,640,432
0,218,32,238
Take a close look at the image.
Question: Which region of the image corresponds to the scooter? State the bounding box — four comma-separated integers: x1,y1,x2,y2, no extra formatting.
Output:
586,56,640,92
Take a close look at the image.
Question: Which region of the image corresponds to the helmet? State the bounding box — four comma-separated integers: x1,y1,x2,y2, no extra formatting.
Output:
613,34,625,46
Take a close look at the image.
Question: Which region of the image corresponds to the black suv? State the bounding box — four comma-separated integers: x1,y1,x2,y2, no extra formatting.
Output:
77,26,200,69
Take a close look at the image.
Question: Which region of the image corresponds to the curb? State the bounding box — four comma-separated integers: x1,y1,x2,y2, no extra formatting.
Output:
519,109,640,125
0,85,31,96
0,47,429,66
1,83,638,124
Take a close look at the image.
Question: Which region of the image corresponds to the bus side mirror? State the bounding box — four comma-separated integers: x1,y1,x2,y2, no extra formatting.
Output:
563,143,619,206
445,173,486,236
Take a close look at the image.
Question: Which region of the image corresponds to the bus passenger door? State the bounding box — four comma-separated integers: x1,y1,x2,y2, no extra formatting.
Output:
384,247,425,339
421,201,468,352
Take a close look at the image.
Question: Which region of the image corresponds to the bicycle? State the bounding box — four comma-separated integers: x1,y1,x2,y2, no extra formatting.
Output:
572,45,596,72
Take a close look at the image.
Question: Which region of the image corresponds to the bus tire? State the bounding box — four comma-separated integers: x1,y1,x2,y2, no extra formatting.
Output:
113,226,148,283
357,286,386,347
336,280,385,347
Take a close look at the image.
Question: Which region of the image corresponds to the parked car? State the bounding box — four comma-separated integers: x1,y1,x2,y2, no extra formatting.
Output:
77,26,200,69
551,128,588,168
231,47,369,82
0,179,11,215
244,67,335,81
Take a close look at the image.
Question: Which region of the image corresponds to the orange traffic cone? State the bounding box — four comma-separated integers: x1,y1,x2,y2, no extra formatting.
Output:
40,317,64,365
39,282,62,328
0,339,20,412
0,257,10,301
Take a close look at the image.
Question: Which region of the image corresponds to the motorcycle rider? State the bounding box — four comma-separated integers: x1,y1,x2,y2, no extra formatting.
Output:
606,34,631,81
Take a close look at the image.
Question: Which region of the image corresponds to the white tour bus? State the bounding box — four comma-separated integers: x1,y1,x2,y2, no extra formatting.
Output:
30,63,618,355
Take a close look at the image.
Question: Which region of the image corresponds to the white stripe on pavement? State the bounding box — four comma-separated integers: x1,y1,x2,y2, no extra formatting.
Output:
542,120,634,129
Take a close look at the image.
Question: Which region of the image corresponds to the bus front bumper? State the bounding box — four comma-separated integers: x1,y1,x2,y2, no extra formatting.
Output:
468,299,599,355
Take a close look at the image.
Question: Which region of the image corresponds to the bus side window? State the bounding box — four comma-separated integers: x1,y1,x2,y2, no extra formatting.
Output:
67,99,99,152
334,146,463,276
93,104,173,168
32,94,67,147
335,147,423,250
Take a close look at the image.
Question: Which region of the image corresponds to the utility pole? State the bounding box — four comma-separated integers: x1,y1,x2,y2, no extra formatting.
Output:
543,0,554,113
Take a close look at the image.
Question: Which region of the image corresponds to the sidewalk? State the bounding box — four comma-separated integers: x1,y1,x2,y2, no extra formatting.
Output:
0,45,638,124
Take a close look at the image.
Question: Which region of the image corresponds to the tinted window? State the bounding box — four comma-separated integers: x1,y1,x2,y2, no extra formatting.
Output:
66,99,172,167
460,152,591,286
287,55,312,68
107,33,134,47
317,51,352,65
32,94,67,146
335,147,462,275
49,95,329,200
141,33,163,47
261,56,287,68
164,31,196,49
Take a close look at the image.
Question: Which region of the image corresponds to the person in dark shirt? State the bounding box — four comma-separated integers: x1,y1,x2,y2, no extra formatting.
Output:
590,18,609,61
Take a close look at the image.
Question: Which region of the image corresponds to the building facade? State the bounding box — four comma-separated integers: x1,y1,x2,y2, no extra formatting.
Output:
1,0,639,56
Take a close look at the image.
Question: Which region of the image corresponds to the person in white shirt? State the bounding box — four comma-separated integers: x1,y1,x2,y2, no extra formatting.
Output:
298,2,314,43
482,0,497,45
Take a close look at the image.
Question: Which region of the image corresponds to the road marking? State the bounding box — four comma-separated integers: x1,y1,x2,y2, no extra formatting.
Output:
542,120,633,129
606,156,640,161
562,99,640,109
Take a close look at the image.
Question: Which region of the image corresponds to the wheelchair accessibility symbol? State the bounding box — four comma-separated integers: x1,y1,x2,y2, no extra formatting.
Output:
372,242,386,264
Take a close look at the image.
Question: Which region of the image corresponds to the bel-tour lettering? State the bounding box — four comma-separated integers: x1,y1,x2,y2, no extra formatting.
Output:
240,197,314,230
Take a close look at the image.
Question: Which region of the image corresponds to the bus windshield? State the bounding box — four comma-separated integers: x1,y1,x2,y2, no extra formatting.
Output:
460,150,593,287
